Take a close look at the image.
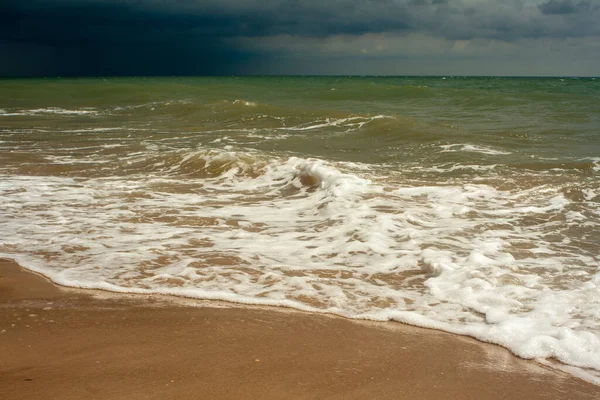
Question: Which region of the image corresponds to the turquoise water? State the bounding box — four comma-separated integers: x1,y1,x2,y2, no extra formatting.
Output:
1,76,599,382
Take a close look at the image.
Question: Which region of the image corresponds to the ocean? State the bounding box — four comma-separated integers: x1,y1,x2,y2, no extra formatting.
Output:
1,76,599,382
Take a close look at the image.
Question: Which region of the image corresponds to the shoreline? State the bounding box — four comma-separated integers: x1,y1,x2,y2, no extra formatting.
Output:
1,258,599,399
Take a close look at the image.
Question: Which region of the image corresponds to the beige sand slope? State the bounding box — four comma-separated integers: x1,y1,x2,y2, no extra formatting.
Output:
1,259,598,400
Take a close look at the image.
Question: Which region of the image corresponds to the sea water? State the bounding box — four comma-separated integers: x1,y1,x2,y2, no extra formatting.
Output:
1,76,599,382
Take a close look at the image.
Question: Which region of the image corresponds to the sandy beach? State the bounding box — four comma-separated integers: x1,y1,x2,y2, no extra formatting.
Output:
0,259,598,399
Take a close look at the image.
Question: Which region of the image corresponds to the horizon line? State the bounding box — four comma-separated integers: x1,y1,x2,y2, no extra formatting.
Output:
1,74,598,79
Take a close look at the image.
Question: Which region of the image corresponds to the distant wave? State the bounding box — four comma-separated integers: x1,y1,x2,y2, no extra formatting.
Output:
440,144,512,156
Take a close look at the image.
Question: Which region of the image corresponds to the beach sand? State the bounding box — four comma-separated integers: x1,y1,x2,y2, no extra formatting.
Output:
1,259,598,400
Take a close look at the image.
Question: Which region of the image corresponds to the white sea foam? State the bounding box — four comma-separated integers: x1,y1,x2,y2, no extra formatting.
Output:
1,149,599,384
208,131,292,144
43,155,113,165
1,108,99,117
415,163,498,173
585,157,600,171
114,100,192,110
233,99,257,107
61,128,126,133
440,144,512,156
0,107,101,116
279,115,391,132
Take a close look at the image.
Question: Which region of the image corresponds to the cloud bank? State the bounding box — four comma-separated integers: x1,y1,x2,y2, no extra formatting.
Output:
1,0,599,76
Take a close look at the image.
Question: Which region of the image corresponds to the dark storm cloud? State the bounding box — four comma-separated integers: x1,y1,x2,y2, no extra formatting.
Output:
5,0,599,41
0,0,263,75
538,0,590,15
1,0,599,76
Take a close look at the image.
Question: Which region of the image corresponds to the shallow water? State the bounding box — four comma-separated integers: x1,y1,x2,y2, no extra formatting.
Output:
1,76,599,382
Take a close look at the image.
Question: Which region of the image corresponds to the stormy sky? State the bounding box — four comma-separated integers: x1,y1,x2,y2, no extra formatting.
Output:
1,0,599,76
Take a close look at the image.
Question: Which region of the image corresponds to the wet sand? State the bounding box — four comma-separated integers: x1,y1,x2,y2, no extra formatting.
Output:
1,259,598,400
